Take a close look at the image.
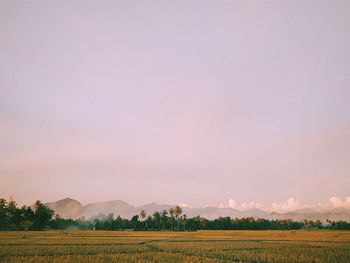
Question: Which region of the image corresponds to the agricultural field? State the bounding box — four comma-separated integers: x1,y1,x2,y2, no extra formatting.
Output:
0,230,349,263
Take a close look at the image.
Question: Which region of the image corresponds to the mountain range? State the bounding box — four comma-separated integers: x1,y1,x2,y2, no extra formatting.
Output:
46,198,350,223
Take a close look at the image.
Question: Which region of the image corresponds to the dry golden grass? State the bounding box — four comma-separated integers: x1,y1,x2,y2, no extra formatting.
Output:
0,230,349,262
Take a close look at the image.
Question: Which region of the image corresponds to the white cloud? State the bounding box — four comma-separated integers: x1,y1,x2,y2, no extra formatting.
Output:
177,203,190,208
228,199,237,209
271,198,300,213
228,199,264,211
322,196,350,209
218,203,227,209
225,196,350,213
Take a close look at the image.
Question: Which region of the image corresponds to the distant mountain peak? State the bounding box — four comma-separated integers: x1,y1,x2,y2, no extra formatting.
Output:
107,200,130,205
46,198,83,219
270,211,280,215
56,197,81,204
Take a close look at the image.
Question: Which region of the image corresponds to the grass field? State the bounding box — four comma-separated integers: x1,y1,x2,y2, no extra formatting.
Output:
0,230,349,263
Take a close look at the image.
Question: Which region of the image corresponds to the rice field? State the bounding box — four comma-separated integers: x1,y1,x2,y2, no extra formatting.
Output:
0,230,349,262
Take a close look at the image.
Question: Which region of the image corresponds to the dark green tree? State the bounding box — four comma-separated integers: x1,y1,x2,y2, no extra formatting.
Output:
32,200,54,230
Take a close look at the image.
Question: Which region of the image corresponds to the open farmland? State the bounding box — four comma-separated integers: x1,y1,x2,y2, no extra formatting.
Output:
0,230,349,263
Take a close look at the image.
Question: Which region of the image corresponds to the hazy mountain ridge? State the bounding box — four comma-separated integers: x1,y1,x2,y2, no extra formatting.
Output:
265,209,350,222
46,198,350,222
46,198,84,219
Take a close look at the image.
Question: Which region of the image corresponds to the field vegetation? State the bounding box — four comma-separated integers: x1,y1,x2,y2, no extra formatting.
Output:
0,230,349,263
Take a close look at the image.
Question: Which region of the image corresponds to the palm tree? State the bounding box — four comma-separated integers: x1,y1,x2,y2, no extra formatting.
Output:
160,210,168,230
153,211,161,230
169,208,175,231
182,214,187,231
174,205,183,231
139,210,146,221
139,210,147,230
174,205,182,218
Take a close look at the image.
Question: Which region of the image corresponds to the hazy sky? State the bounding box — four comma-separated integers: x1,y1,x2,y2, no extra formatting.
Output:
1,0,349,208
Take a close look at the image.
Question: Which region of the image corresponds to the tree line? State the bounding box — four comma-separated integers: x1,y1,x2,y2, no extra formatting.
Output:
0,198,54,230
1,197,349,231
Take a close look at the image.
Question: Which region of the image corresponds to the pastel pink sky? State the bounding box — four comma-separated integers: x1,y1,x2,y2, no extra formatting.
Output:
1,0,349,207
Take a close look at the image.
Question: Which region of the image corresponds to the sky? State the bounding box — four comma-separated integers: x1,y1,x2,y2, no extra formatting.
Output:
1,0,349,210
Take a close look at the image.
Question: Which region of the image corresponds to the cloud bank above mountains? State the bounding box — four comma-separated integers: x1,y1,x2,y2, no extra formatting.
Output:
221,196,350,213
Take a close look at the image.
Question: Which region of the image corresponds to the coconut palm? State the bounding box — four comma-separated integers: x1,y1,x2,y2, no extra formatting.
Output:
160,210,168,230
169,208,175,231
174,205,183,231
139,210,146,221
174,205,182,218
